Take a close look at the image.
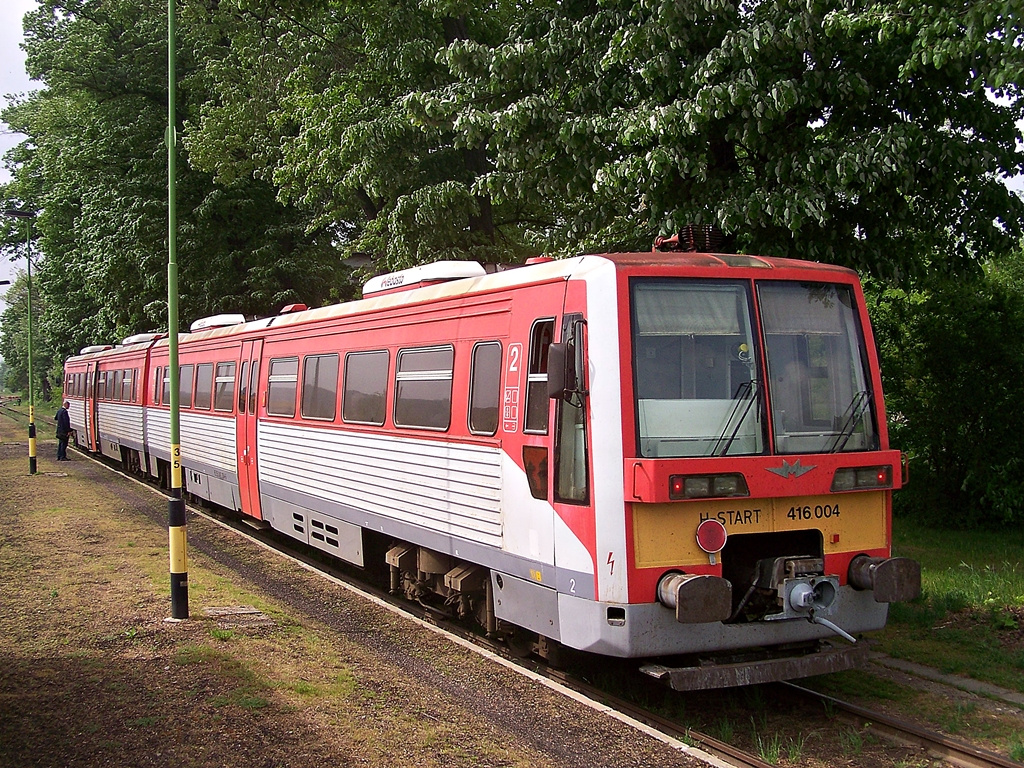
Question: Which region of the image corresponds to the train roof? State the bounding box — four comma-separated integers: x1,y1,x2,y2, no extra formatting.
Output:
67,252,858,361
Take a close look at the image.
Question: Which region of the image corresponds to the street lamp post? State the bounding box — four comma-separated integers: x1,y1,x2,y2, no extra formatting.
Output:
4,208,38,475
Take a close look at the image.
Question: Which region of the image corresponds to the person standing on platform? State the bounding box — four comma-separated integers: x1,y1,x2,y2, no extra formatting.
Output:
55,400,71,461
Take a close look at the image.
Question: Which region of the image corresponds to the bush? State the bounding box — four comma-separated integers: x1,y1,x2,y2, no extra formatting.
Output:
867,250,1024,527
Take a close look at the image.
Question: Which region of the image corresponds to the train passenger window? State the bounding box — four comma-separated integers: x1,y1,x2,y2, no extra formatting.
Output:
214,362,236,412
162,368,171,405
267,357,298,417
154,367,162,404
238,361,248,413
249,361,259,414
524,319,554,433
554,314,589,504
343,350,389,425
469,342,501,435
394,346,454,430
112,370,123,401
132,368,139,403
302,354,339,421
194,363,214,410
179,364,195,409
98,371,108,400
122,369,133,403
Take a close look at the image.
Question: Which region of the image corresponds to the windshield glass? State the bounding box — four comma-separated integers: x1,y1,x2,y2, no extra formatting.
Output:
631,280,765,457
758,282,878,454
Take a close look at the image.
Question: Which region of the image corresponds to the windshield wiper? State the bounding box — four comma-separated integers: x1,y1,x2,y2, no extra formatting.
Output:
828,390,872,453
710,380,760,456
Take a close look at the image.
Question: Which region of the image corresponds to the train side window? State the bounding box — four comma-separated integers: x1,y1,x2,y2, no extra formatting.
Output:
342,350,389,425
215,362,236,412
162,368,171,405
267,357,298,417
249,361,259,414
302,354,339,421
122,369,133,403
554,314,589,504
113,370,123,401
194,363,214,410
238,361,248,413
469,341,501,435
524,319,555,433
179,364,195,409
394,346,454,430
154,367,162,404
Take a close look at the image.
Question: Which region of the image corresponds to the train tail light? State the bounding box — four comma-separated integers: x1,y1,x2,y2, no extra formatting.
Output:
669,473,749,499
830,465,892,492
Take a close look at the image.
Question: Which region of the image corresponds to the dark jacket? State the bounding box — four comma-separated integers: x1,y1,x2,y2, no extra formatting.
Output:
55,407,71,438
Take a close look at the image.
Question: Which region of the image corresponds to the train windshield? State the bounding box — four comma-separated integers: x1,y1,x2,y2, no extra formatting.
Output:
631,279,877,457
632,280,764,457
758,282,877,454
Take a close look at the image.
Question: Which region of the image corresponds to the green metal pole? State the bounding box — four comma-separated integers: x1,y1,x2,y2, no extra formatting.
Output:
26,221,35,475
167,0,188,620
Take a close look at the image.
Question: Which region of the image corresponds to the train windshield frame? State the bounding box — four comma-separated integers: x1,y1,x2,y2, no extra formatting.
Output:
630,277,879,458
631,278,766,458
757,281,878,455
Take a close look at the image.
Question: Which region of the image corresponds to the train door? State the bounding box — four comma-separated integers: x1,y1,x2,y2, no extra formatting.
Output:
236,339,264,520
85,362,99,451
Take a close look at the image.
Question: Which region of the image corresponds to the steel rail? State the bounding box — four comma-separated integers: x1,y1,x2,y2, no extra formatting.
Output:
782,682,1023,768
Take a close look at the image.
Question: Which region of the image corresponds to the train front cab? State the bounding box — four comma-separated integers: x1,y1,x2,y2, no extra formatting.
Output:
553,255,921,689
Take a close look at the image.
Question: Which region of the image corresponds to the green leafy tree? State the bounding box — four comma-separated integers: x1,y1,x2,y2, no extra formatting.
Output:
0,270,53,402
1,0,348,368
869,247,1024,526
427,0,1023,276
185,0,539,271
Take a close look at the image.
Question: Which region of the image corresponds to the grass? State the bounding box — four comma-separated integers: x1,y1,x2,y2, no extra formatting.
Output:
872,520,1024,693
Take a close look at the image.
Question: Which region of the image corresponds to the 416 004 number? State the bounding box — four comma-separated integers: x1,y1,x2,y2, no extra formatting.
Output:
787,503,840,520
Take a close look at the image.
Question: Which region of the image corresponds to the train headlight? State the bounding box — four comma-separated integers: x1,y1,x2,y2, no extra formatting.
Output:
669,473,749,500
830,465,892,492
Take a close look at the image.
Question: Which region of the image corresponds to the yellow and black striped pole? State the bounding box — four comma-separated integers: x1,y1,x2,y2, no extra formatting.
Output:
167,0,187,619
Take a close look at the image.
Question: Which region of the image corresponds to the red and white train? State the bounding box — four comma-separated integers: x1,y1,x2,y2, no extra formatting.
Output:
63,248,919,689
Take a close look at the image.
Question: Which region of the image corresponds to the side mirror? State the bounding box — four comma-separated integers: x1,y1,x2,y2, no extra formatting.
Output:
547,315,587,400
547,342,568,399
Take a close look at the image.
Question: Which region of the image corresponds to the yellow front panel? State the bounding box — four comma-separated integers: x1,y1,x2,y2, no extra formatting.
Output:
633,492,887,568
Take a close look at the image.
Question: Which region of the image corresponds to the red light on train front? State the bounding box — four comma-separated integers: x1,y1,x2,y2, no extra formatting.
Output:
830,465,893,492
669,473,749,500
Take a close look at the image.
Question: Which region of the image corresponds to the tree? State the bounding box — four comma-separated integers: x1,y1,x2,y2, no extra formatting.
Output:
869,245,1024,526
1,0,349,368
185,0,540,271
0,270,53,401
425,0,1024,276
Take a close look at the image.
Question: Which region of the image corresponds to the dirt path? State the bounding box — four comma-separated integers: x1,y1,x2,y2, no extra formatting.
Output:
0,418,706,768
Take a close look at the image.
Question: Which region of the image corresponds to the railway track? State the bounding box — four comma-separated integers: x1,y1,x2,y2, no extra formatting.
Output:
780,682,1023,768
74,443,1022,768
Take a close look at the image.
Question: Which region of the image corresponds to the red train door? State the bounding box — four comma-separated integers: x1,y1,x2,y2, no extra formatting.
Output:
85,362,99,450
236,339,264,519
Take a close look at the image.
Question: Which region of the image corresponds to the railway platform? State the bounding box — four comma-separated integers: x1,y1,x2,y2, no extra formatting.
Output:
0,416,719,768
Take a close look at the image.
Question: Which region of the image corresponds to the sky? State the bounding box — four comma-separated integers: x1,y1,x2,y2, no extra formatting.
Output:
0,0,39,304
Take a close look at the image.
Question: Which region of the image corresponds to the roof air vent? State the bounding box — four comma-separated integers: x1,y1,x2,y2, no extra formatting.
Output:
189,314,247,333
654,224,728,253
363,261,486,297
